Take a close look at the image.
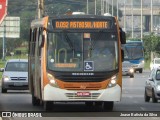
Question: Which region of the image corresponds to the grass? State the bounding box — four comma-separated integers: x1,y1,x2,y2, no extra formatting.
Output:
144,60,150,70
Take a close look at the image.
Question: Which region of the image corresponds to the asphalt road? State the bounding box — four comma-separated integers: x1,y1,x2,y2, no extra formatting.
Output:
0,69,160,120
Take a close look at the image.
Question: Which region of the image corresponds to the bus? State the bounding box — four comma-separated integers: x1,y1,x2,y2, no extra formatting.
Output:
122,39,144,73
29,12,126,111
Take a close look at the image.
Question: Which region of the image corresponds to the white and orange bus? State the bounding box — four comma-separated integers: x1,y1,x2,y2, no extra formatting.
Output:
29,12,126,111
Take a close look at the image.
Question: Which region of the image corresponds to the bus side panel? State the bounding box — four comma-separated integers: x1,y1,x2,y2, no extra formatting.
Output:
41,29,49,101
115,17,122,92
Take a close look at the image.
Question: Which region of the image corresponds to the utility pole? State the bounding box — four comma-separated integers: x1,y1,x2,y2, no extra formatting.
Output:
38,0,44,18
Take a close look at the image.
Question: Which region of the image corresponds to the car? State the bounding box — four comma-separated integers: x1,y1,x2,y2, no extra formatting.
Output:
1,59,28,93
150,58,160,71
122,61,134,78
144,67,160,103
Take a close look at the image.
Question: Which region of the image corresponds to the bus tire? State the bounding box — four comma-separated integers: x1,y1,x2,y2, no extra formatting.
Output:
139,69,143,73
44,101,53,111
32,90,40,106
103,101,114,111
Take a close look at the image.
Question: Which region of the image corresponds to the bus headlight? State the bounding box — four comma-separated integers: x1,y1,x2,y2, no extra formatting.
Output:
129,68,134,73
47,73,59,88
108,75,117,88
141,60,144,64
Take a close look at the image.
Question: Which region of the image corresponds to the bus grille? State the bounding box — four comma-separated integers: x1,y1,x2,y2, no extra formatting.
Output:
56,76,107,82
65,93,101,99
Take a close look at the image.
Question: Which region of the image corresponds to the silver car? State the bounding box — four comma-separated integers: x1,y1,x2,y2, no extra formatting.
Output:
122,61,134,78
145,67,160,103
1,59,28,93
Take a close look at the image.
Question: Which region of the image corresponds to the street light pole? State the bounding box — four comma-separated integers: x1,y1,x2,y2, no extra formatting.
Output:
141,0,143,40
131,0,134,38
124,0,126,32
151,0,153,32
117,0,120,20
112,0,113,16
2,23,6,61
95,0,96,15
87,0,88,14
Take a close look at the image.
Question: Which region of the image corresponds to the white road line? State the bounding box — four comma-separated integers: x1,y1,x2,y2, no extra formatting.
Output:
140,107,145,111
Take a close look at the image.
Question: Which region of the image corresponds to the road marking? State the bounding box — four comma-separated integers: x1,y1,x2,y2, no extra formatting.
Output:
0,5,2,9
140,107,145,111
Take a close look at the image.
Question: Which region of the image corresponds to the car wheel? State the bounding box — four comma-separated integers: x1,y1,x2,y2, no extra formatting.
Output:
103,101,114,111
1,88,7,93
152,90,158,103
144,90,150,102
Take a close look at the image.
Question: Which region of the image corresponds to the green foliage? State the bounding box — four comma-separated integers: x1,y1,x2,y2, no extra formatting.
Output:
143,33,160,60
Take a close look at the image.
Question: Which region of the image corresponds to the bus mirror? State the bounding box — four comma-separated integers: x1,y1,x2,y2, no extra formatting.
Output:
120,28,126,44
39,35,45,47
121,49,124,62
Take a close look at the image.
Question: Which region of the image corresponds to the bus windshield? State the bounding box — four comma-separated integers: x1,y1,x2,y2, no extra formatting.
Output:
47,32,118,72
124,46,144,60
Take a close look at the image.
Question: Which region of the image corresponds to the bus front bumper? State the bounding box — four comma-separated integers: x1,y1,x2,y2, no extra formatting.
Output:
43,84,121,102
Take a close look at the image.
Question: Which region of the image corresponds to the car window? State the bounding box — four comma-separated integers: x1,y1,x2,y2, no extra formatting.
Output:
150,69,155,79
156,70,160,80
5,62,28,72
155,59,160,64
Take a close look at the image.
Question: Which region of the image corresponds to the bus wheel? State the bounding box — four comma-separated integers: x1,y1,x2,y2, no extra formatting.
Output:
139,69,143,73
44,101,53,111
32,91,40,106
103,101,114,111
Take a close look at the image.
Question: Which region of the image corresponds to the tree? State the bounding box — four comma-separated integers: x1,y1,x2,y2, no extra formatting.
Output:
143,33,160,60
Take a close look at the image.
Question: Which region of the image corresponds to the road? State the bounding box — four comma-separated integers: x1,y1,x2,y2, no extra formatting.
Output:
0,70,160,120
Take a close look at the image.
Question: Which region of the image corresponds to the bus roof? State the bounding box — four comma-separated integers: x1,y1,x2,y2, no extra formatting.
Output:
127,39,143,43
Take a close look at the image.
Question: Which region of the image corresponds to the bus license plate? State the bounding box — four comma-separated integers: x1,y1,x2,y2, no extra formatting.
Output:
76,92,91,96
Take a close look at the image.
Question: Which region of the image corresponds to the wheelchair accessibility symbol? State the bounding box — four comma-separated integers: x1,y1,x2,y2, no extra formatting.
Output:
84,61,94,71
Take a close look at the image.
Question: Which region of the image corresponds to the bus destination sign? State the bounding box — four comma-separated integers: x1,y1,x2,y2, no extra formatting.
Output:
53,20,110,29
